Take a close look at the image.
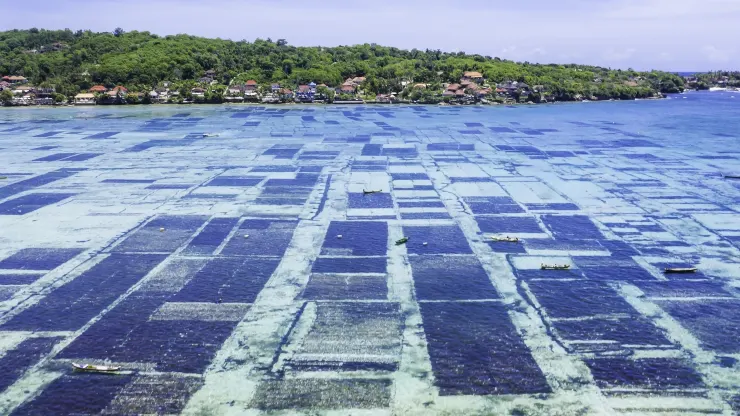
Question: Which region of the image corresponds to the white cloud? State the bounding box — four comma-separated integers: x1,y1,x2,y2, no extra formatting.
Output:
703,45,732,63
602,48,637,61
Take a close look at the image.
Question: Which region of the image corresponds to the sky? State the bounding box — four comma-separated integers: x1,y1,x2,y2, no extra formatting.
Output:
3,0,739,71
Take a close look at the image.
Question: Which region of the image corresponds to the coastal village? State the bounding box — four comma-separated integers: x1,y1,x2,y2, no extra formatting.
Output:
1,68,737,107
0,70,646,106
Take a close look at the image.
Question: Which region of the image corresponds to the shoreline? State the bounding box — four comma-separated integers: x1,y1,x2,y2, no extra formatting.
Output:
0,95,673,111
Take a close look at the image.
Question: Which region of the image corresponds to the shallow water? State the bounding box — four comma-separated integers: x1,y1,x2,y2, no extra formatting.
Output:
0,92,739,415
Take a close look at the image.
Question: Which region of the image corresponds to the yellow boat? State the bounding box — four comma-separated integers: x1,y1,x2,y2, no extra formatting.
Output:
541,264,570,270
72,362,121,373
664,267,697,273
491,236,519,243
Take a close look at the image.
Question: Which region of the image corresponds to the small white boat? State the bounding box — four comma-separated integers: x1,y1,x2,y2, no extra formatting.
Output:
72,362,121,373
709,87,727,92
541,264,570,270
202,133,219,137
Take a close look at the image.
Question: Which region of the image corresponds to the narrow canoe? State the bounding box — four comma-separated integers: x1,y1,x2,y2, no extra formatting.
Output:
664,267,697,273
72,362,121,372
491,236,519,243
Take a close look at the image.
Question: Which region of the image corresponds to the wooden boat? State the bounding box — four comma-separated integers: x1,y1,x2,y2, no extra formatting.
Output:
72,362,121,373
664,267,697,273
541,264,570,270
363,189,382,195
491,236,519,243
395,237,409,245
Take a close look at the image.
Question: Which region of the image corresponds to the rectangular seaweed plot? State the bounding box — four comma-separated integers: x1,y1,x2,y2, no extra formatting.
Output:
321,221,388,256
205,176,263,187
59,293,239,373
0,168,80,200
465,197,525,214
11,373,134,416
311,257,387,274
0,336,62,393
656,300,740,354
301,274,388,300
584,358,703,390
2,254,166,331
634,280,732,298
0,273,45,285
117,320,238,373
251,378,392,410
220,219,298,256
476,216,544,234
58,292,168,360
173,257,280,303
0,193,76,215
574,257,656,281
526,280,637,319
541,215,605,240
348,193,394,209
113,215,208,253
403,225,473,255
410,255,498,300
102,374,204,415
0,248,84,270
182,217,239,255
419,302,550,395
552,317,672,348
285,302,402,371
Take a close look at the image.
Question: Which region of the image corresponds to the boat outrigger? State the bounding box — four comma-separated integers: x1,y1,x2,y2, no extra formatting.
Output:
363,189,382,195
490,236,519,243
541,264,570,270
72,362,121,373
664,267,697,273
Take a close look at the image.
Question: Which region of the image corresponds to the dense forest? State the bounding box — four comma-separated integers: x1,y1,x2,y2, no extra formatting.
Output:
0,28,687,102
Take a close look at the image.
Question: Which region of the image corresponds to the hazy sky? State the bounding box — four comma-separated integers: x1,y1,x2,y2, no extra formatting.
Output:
4,0,739,71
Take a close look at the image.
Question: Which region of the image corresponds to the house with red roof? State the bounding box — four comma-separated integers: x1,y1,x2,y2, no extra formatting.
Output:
462,71,484,83
6,76,27,84
90,85,107,93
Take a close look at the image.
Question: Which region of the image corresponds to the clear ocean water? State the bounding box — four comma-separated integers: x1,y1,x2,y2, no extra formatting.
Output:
0,91,738,415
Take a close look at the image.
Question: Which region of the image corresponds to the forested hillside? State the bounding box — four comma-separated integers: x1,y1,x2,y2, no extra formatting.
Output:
0,28,685,101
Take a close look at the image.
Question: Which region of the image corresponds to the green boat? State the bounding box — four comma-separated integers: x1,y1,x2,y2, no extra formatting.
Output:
395,237,409,245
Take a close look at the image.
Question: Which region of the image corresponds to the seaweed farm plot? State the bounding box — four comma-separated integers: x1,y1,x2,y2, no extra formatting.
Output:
0,96,739,415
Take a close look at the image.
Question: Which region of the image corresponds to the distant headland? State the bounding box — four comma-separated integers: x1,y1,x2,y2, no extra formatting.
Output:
0,28,718,107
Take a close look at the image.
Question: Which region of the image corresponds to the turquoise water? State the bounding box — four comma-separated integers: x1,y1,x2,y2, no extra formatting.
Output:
0,91,738,415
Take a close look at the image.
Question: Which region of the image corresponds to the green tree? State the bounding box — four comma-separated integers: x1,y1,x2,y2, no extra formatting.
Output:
0,89,13,105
